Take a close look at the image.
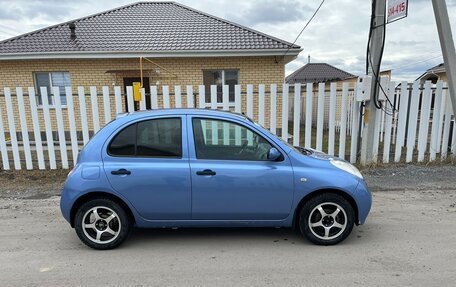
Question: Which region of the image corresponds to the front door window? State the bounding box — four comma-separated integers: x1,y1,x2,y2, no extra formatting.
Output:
192,118,273,161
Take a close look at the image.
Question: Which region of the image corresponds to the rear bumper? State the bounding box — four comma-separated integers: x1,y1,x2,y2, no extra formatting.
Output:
60,186,73,224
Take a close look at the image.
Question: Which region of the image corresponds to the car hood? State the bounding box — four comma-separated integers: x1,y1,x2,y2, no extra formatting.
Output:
294,146,336,161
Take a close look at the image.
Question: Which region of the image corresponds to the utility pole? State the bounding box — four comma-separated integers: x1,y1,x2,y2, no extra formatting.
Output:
432,0,456,116
360,0,386,165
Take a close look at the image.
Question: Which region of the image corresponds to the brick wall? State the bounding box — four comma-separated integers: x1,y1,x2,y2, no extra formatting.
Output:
0,56,286,136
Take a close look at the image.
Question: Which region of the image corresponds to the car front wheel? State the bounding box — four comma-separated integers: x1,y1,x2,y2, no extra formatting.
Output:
74,198,131,250
299,193,355,245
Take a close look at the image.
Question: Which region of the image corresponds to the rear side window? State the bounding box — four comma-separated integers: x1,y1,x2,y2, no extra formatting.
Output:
108,118,182,158
108,124,136,156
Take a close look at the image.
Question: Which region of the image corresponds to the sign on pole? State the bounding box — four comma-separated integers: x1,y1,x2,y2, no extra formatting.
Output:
387,0,408,23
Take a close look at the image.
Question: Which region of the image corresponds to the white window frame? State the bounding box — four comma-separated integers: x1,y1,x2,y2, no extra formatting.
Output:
202,69,239,107
34,71,71,108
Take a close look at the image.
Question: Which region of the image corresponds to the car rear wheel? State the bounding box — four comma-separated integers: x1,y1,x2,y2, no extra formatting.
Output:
299,193,354,245
74,198,131,250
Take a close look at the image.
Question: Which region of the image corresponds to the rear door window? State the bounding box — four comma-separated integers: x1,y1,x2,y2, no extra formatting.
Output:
108,118,182,158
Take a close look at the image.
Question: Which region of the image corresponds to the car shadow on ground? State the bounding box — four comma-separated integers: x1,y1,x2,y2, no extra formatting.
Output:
125,227,305,246
121,226,370,249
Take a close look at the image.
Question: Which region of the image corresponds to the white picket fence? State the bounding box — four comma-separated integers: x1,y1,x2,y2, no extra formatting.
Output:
0,81,455,170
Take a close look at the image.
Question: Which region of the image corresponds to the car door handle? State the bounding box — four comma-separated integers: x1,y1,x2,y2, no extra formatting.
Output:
196,169,216,176
111,169,131,175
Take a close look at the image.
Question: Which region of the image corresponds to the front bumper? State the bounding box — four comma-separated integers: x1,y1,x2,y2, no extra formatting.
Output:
355,179,372,225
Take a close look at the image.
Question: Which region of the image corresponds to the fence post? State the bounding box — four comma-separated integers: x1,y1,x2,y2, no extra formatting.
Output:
429,81,443,160
259,84,265,125
305,83,313,148
28,87,45,170
4,88,21,170
163,86,170,108
247,85,254,119
350,100,360,164
281,84,289,141
198,85,205,108
270,84,277,134
328,83,337,155
114,86,122,114
53,86,69,169
406,81,421,162
175,86,182,108
235,85,242,146
222,85,230,145
210,85,217,110
0,89,10,170
102,86,112,123
78,87,90,145
339,82,349,159
382,81,396,163
222,85,229,111
139,88,146,111
316,83,325,151
90,86,100,133
186,86,194,108
150,86,158,109
41,87,56,169
16,87,33,169
417,81,433,162
65,87,79,166
394,81,409,162
293,83,301,146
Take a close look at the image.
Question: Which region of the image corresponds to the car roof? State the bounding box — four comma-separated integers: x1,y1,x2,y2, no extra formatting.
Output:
118,108,250,121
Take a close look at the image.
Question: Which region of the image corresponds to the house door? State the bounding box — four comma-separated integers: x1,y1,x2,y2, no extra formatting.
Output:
123,77,151,111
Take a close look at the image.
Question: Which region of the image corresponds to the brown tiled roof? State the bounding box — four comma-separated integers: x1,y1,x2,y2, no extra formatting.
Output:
286,63,355,84
0,1,300,55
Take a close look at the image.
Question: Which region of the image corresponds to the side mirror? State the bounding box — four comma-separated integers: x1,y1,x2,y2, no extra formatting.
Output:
267,147,281,161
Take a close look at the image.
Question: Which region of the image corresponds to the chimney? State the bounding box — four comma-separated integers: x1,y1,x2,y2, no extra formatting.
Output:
308,55,310,63
69,23,76,40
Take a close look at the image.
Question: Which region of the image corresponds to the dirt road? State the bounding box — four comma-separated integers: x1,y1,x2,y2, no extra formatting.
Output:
0,165,455,286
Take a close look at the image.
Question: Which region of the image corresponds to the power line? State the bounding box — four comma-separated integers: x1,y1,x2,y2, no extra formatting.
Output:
385,54,442,71
283,0,325,57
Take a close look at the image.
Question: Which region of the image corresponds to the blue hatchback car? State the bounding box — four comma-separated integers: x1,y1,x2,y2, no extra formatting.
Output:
60,109,371,249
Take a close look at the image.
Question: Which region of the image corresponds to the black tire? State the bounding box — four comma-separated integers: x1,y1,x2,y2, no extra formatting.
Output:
299,193,355,245
74,198,131,250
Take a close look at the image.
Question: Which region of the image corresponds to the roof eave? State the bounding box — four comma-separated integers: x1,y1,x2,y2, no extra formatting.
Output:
0,48,303,61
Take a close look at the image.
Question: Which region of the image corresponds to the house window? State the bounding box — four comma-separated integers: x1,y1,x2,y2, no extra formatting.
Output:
202,70,239,103
34,72,71,106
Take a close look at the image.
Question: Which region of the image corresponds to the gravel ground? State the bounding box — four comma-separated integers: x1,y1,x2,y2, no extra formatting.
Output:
1,164,455,199
0,164,455,286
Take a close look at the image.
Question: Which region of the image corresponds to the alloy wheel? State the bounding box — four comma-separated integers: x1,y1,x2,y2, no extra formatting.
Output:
82,206,122,244
308,202,347,240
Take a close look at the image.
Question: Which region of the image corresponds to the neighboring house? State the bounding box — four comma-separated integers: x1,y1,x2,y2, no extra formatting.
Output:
286,62,355,125
417,63,447,84
286,62,393,126
286,62,355,85
0,1,301,134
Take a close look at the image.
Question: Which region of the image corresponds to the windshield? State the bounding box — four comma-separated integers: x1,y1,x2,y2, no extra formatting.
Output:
249,118,301,153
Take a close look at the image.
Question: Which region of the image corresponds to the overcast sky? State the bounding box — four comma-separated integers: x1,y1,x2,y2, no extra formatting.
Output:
0,0,455,81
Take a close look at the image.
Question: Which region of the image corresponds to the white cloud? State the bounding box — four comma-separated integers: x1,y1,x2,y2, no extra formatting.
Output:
0,0,455,81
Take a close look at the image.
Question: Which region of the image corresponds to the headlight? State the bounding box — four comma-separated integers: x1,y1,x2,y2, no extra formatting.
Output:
330,159,363,179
